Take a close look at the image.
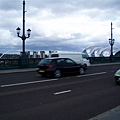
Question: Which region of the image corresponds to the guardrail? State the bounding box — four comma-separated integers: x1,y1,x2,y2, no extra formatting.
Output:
0,57,120,70
89,57,120,64
0,58,41,70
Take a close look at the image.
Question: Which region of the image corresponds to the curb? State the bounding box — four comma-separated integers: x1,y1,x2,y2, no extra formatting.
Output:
89,105,120,120
0,68,37,74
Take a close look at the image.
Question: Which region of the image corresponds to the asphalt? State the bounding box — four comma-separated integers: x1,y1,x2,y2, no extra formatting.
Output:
0,68,120,120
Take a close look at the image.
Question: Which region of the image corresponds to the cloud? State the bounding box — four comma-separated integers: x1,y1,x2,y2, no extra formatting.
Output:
0,1,20,10
0,0,120,54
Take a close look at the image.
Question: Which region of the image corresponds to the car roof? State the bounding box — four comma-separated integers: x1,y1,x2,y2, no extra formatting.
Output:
43,57,68,60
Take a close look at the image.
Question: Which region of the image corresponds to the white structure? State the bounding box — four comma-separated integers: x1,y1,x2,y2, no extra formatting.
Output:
83,46,120,57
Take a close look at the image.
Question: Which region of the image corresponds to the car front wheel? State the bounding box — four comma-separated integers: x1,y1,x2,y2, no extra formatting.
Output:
54,70,61,78
79,68,85,75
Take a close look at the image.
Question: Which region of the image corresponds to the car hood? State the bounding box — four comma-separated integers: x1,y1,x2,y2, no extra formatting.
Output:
115,69,120,76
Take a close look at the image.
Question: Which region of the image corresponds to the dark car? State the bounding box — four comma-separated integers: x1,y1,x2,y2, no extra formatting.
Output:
37,58,86,78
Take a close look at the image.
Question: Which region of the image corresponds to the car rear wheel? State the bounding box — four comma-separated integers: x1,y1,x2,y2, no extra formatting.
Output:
79,68,85,75
54,70,61,78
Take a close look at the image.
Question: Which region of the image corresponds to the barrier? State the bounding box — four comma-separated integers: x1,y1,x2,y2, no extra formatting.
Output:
0,57,120,70
0,58,42,70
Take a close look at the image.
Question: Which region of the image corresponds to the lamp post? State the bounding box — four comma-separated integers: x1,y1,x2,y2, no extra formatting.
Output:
109,22,115,62
16,0,31,68
16,0,31,53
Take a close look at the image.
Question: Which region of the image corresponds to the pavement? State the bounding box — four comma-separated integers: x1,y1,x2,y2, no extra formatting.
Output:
89,105,120,120
0,68,120,120
0,68,37,74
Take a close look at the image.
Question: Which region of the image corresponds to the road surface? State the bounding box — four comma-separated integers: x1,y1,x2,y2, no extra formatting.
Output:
0,64,120,120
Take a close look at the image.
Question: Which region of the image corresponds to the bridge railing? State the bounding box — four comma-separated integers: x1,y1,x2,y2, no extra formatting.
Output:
0,59,20,70
0,57,120,70
28,58,41,68
0,58,42,70
89,57,120,64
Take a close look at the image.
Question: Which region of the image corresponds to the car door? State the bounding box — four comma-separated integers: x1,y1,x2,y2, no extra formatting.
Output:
65,58,79,74
56,58,68,74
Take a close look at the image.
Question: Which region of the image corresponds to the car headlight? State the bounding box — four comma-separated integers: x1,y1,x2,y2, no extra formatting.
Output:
115,69,120,76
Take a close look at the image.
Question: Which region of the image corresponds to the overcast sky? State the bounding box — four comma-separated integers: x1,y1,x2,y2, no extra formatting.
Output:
0,0,120,54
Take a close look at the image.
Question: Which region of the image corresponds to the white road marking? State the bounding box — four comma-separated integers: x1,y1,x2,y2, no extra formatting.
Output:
1,72,107,88
1,79,58,88
54,90,71,95
77,72,106,77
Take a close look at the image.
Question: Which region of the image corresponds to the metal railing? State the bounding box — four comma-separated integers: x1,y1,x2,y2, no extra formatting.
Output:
0,57,120,70
0,58,41,70
89,57,120,64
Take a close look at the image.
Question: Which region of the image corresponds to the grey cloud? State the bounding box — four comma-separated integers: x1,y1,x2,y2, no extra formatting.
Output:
0,0,21,10
26,33,89,52
27,0,120,15
0,0,120,12
0,0,120,54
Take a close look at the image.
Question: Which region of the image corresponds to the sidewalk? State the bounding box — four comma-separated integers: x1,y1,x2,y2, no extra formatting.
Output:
0,68,36,74
89,105,120,120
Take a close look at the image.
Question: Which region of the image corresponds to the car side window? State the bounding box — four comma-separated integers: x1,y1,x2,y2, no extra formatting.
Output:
66,59,76,65
57,59,66,66
40,59,52,65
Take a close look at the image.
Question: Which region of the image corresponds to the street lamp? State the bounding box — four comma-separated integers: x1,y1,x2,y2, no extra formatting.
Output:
16,27,21,36
109,22,115,62
16,0,31,53
16,0,31,68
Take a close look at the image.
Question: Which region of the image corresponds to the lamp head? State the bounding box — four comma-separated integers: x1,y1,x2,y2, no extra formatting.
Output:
16,27,21,36
27,29,31,37
109,38,115,46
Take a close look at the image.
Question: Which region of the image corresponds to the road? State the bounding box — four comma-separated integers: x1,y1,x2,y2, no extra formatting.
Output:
0,64,120,120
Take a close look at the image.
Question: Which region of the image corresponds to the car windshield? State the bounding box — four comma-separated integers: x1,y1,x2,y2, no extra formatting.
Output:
39,59,52,65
